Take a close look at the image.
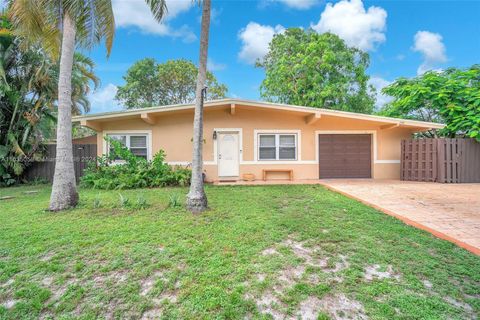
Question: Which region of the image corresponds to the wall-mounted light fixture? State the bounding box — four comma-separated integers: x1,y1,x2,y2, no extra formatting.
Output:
213,130,217,140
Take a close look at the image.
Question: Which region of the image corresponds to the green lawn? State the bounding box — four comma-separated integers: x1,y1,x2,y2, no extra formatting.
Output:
0,184,479,320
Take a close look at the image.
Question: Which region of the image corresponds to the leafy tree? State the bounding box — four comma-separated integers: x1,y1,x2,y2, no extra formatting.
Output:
0,14,98,186
116,58,227,109
381,65,480,141
186,0,211,213
10,0,165,211
258,28,375,114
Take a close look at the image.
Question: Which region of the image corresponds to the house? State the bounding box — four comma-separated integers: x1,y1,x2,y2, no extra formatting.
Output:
73,134,97,145
73,99,444,182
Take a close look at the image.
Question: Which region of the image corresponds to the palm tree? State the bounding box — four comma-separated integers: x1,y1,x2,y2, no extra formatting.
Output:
186,0,211,213
9,0,165,211
0,13,99,186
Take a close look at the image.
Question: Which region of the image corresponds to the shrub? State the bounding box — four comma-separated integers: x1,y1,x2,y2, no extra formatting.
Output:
168,193,182,208
118,193,130,208
80,138,191,190
93,197,102,209
134,195,149,210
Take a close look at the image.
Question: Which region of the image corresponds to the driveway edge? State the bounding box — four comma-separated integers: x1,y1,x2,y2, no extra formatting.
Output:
320,183,480,256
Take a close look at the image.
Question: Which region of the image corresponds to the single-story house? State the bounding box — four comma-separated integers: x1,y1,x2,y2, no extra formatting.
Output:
73,134,97,144
73,99,444,182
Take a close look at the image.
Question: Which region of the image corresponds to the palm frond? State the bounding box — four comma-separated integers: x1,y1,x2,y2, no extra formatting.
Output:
145,0,168,23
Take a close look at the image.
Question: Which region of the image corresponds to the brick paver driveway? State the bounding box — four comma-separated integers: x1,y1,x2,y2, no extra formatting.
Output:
320,179,480,255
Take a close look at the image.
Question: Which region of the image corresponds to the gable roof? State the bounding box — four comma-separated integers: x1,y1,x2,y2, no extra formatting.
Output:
73,98,444,129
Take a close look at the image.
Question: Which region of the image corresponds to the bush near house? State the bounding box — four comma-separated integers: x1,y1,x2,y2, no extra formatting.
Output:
81,139,191,189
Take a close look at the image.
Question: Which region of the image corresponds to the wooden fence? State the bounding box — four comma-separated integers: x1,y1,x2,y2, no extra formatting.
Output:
23,144,97,183
401,138,480,183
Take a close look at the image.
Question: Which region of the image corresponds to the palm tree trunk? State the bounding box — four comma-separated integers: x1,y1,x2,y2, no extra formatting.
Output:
49,12,78,211
186,0,211,213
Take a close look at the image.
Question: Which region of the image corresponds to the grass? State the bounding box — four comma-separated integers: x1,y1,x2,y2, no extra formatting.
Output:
0,184,479,319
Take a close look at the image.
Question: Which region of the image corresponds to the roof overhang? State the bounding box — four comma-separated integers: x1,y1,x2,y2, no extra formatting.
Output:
74,98,445,131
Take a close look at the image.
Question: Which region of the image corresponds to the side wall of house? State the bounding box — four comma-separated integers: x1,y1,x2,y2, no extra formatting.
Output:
95,106,414,181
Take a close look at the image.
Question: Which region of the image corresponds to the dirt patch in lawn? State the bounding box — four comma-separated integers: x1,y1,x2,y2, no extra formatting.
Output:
317,294,368,319
248,237,360,319
140,269,181,319
1,299,17,309
364,264,401,281
444,296,475,318
140,270,167,296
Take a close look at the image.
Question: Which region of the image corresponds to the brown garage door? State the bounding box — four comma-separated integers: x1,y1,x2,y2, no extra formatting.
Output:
319,134,372,179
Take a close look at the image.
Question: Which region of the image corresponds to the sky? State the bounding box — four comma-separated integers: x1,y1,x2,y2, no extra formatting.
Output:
40,0,480,113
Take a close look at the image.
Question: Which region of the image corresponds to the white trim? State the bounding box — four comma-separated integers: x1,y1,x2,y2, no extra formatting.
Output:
211,128,243,171
242,160,317,165
102,130,153,161
167,161,190,166
375,160,401,164
253,129,302,163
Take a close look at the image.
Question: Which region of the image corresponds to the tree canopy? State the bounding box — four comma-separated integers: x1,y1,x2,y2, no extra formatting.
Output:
0,14,98,185
116,58,228,109
9,0,116,59
258,28,375,114
380,65,480,141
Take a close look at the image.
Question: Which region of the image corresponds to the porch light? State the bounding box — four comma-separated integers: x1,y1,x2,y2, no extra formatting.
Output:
213,130,217,140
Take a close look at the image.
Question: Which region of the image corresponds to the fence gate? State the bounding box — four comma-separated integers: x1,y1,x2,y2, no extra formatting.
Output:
23,144,97,183
401,138,480,183
401,139,437,182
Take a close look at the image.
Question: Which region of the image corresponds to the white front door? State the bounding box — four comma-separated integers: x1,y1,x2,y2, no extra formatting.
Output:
218,132,239,177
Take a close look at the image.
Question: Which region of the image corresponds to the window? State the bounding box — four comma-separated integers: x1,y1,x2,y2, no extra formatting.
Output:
107,134,149,161
258,133,297,160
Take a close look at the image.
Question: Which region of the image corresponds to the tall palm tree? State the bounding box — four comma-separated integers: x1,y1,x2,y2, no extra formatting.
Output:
9,0,166,211
186,0,211,213
0,13,100,185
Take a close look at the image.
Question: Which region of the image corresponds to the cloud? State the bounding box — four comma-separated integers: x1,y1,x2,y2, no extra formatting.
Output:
207,59,226,72
113,0,196,42
238,22,285,65
88,84,123,113
369,76,392,110
277,0,320,10
311,0,387,51
412,31,447,75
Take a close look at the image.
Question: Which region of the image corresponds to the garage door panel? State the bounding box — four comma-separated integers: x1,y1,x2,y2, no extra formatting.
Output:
318,134,372,179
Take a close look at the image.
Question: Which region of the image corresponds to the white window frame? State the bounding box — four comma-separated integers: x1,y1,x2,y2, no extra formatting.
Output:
102,130,153,162
257,132,298,161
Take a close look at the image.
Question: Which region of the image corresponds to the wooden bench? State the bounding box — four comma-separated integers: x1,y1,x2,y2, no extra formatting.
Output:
262,169,294,181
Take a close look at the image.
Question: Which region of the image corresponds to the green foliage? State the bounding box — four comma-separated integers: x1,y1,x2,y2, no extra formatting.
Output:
9,0,116,60
0,184,479,319
0,13,99,186
134,195,149,210
258,28,375,114
116,58,228,109
93,197,101,209
80,138,191,190
168,193,181,208
118,193,130,208
380,65,480,141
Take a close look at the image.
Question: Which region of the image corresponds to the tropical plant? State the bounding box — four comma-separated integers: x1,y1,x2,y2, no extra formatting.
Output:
186,0,211,213
0,13,97,186
380,65,480,141
258,28,375,114
9,0,165,210
80,138,191,190
116,58,227,109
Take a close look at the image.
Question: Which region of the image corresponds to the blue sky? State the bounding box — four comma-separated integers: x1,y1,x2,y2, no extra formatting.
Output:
87,0,480,114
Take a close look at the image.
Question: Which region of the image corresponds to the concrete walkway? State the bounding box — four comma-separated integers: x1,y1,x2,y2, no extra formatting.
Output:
320,179,480,255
